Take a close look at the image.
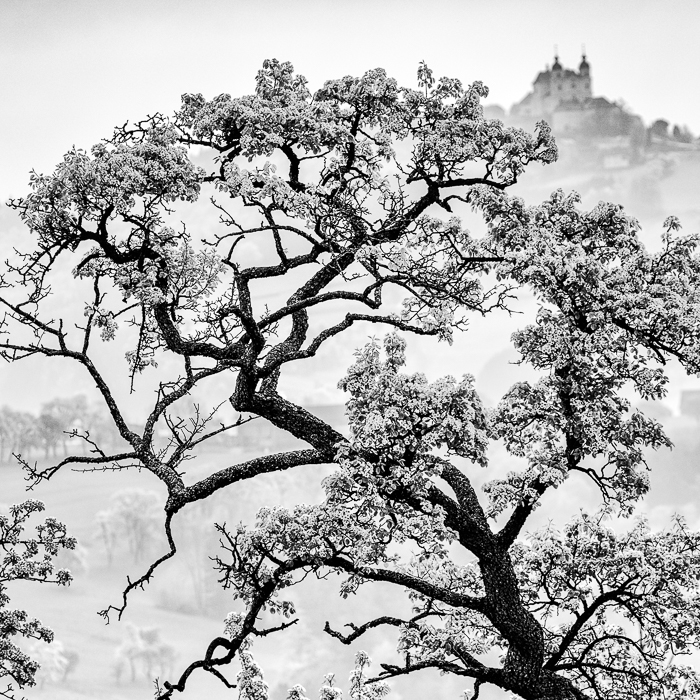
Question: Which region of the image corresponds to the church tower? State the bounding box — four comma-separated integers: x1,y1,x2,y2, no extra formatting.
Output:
579,52,590,77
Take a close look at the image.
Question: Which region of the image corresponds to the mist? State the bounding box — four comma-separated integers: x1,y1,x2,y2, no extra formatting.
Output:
2,2,700,698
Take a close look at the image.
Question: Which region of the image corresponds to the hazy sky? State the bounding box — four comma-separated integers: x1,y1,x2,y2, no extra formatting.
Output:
2,0,699,198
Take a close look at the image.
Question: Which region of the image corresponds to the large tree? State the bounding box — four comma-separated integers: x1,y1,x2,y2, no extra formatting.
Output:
2,59,700,699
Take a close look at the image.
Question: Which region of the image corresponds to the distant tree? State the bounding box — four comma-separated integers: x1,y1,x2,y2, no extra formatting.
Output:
2,59,700,699
94,489,163,564
113,623,177,684
672,124,694,143
37,395,89,457
0,501,75,698
168,492,231,614
36,411,63,458
0,408,39,463
650,118,670,138
25,639,79,688
0,409,18,463
83,401,127,451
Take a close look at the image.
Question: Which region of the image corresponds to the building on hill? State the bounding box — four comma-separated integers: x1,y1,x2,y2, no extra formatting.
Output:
482,52,698,170
512,53,592,126
511,53,643,138
508,53,646,167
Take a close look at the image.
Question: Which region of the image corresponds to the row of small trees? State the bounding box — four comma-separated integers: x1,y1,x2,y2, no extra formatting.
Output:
0,396,122,463
649,118,695,143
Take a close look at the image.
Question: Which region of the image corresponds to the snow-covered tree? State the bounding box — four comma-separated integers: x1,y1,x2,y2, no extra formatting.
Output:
2,59,700,699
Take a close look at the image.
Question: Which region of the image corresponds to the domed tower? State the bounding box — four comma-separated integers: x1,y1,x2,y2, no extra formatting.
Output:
579,53,590,77
552,54,563,72
578,52,592,98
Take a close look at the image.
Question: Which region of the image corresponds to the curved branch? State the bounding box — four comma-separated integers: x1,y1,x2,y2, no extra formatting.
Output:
157,555,307,698
326,555,486,612
20,451,137,488
545,584,638,670
323,608,439,645
98,510,177,622
169,448,331,512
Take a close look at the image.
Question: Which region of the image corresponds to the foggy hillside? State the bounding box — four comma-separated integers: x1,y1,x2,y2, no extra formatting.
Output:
2,9,700,695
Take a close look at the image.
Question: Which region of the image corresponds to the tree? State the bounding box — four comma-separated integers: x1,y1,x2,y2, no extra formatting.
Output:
0,501,75,698
672,124,694,144
1,59,700,699
650,118,670,139
0,408,38,463
94,489,164,564
37,395,89,457
25,639,80,688
112,622,176,684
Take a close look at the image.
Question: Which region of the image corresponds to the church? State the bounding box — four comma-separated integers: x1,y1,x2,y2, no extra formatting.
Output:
509,53,641,139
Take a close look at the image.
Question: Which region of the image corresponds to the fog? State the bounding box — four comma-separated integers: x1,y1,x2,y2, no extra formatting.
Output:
1,2,700,698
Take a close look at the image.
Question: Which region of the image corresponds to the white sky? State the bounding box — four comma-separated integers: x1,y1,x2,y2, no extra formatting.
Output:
2,0,699,198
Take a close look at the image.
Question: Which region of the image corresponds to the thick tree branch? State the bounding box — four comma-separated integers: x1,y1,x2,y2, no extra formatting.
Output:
326,555,486,612
168,448,330,513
